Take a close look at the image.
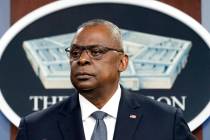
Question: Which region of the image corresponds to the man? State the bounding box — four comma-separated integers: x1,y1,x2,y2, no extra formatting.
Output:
16,19,196,140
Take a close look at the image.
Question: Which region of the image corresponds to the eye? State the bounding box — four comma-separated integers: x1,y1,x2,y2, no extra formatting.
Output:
70,48,81,58
90,47,105,56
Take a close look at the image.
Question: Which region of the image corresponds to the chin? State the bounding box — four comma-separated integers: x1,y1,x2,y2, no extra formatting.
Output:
73,82,95,92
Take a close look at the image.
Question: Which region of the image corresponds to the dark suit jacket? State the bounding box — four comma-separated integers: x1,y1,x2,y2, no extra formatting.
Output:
16,88,196,140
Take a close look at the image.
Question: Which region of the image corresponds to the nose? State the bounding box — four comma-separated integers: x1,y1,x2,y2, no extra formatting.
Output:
77,50,91,65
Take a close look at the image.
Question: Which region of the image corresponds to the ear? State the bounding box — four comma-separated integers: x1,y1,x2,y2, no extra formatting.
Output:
118,54,128,72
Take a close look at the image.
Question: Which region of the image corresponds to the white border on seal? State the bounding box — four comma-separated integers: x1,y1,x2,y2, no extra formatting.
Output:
0,0,210,131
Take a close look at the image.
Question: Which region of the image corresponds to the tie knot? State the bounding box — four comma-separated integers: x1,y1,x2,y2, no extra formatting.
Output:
91,111,107,120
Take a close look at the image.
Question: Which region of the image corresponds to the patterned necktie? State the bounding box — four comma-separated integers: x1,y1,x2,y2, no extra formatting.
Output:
91,111,108,140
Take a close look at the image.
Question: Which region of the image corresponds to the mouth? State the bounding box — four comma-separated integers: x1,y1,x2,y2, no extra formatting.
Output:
76,72,94,80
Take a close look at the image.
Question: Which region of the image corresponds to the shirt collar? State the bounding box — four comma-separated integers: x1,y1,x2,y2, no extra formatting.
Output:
79,85,121,121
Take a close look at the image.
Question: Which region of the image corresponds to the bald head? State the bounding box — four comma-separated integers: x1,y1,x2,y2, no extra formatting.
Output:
73,19,123,50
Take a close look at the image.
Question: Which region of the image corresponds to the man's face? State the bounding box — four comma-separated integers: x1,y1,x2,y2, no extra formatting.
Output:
70,24,128,92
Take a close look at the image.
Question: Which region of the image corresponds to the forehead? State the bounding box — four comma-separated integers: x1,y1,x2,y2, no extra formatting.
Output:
72,24,115,47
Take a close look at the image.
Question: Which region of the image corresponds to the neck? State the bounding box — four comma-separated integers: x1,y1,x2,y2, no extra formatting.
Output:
79,84,119,109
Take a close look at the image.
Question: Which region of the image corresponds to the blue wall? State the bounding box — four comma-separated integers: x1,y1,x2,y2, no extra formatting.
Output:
0,112,10,140
203,118,210,140
201,0,210,139
0,0,10,36
0,0,10,139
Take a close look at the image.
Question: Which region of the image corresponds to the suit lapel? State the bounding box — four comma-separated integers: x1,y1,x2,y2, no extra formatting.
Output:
113,89,143,140
57,93,85,140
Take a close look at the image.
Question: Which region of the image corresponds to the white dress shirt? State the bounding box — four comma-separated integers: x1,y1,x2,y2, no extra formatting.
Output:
79,85,121,140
